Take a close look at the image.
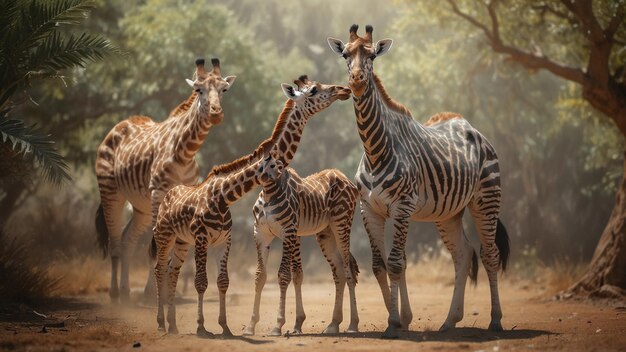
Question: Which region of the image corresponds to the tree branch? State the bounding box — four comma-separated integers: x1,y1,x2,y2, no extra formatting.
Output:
446,0,586,85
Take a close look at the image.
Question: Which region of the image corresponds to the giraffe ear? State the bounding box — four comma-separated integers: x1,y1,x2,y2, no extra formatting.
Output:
224,76,236,87
281,83,299,100
327,37,345,56
185,78,195,88
374,39,393,57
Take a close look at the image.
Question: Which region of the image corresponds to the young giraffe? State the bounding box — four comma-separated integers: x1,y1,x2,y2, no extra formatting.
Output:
328,25,510,338
95,58,236,303
151,77,351,336
243,154,360,337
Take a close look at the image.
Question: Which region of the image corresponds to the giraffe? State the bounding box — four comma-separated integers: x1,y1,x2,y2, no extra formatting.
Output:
328,25,510,338
95,58,236,303
243,154,360,336
151,76,351,336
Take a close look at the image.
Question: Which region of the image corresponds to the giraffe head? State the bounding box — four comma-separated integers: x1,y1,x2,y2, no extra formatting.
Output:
280,75,351,115
256,152,284,185
327,24,393,98
185,58,236,125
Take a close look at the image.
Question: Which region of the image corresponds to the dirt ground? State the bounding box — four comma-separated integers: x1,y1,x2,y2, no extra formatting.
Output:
1,276,625,352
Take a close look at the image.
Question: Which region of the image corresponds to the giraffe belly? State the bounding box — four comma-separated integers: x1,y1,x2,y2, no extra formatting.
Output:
296,214,329,237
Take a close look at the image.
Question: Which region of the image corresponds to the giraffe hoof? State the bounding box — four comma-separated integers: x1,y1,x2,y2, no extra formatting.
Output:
488,321,503,332
242,326,255,336
291,328,303,335
157,324,166,333
381,325,399,339
322,323,339,334
196,326,214,338
346,324,359,333
438,323,453,332
168,326,179,335
221,327,233,337
268,327,282,337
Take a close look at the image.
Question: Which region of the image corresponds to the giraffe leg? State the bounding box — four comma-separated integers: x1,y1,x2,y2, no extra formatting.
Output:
269,230,296,336
243,225,273,336
360,201,390,311
165,241,190,334
193,236,213,338
329,200,360,333
154,222,175,332
120,208,151,303
399,261,413,330
291,236,306,334
215,234,233,337
382,205,413,339
145,189,167,301
469,194,504,332
436,213,473,332
316,229,346,334
99,193,126,303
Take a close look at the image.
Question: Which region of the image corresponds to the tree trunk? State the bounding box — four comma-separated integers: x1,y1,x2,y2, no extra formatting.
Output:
567,153,626,299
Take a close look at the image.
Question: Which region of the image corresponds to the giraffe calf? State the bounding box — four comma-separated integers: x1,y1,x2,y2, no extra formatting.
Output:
243,154,360,336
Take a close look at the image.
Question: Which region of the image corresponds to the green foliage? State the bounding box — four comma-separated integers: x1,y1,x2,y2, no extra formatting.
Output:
0,0,121,186
0,118,70,184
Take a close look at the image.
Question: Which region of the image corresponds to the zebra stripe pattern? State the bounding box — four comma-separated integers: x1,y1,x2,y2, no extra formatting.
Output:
243,154,360,336
328,25,510,338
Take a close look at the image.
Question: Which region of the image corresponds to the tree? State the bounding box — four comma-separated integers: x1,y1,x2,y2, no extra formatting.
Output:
439,0,626,298
0,0,120,225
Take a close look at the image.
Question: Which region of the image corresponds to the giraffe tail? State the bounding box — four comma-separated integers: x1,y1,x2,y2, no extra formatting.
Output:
95,204,108,259
496,219,510,272
149,236,157,260
469,251,479,286
349,253,360,285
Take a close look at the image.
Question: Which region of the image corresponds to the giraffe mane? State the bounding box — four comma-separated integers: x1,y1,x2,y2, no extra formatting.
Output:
168,92,197,117
204,99,296,178
372,73,412,117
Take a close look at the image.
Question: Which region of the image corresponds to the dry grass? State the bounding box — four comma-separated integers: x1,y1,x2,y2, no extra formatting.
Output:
0,234,61,303
47,256,110,296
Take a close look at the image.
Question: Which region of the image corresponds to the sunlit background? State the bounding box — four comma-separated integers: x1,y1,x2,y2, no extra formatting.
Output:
1,0,623,298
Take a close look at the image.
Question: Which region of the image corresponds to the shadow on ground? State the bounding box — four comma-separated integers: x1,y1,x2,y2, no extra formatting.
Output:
294,327,554,343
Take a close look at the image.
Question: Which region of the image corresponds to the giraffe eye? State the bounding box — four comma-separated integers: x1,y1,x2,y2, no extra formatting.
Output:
270,164,275,168
309,87,317,95
195,88,202,94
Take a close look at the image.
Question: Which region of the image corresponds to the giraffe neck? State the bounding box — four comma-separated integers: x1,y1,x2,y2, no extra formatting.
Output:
219,158,263,205
271,105,309,168
352,73,422,167
260,171,290,204
169,93,212,164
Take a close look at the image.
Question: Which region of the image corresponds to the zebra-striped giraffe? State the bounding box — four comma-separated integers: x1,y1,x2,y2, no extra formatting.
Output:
95,58,236,303
151,77,351,336
243,154,360,337
328,25,510,338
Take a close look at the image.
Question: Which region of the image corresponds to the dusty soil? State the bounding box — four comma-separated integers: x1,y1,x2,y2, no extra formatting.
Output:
1,278,625,352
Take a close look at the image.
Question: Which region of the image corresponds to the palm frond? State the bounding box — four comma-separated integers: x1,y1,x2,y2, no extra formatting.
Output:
0,116,71,185
15,0,96,53
28,32,122,74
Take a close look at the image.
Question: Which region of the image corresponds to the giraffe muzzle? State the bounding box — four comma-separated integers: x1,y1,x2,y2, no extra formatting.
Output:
209,112,224,125
349,80,366,98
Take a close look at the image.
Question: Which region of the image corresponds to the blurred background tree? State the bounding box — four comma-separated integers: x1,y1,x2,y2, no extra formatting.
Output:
0,0,120,302
1,0,623,300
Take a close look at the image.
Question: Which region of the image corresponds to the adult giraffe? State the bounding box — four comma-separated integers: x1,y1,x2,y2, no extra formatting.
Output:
328,25,510,338
95,58,236,303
